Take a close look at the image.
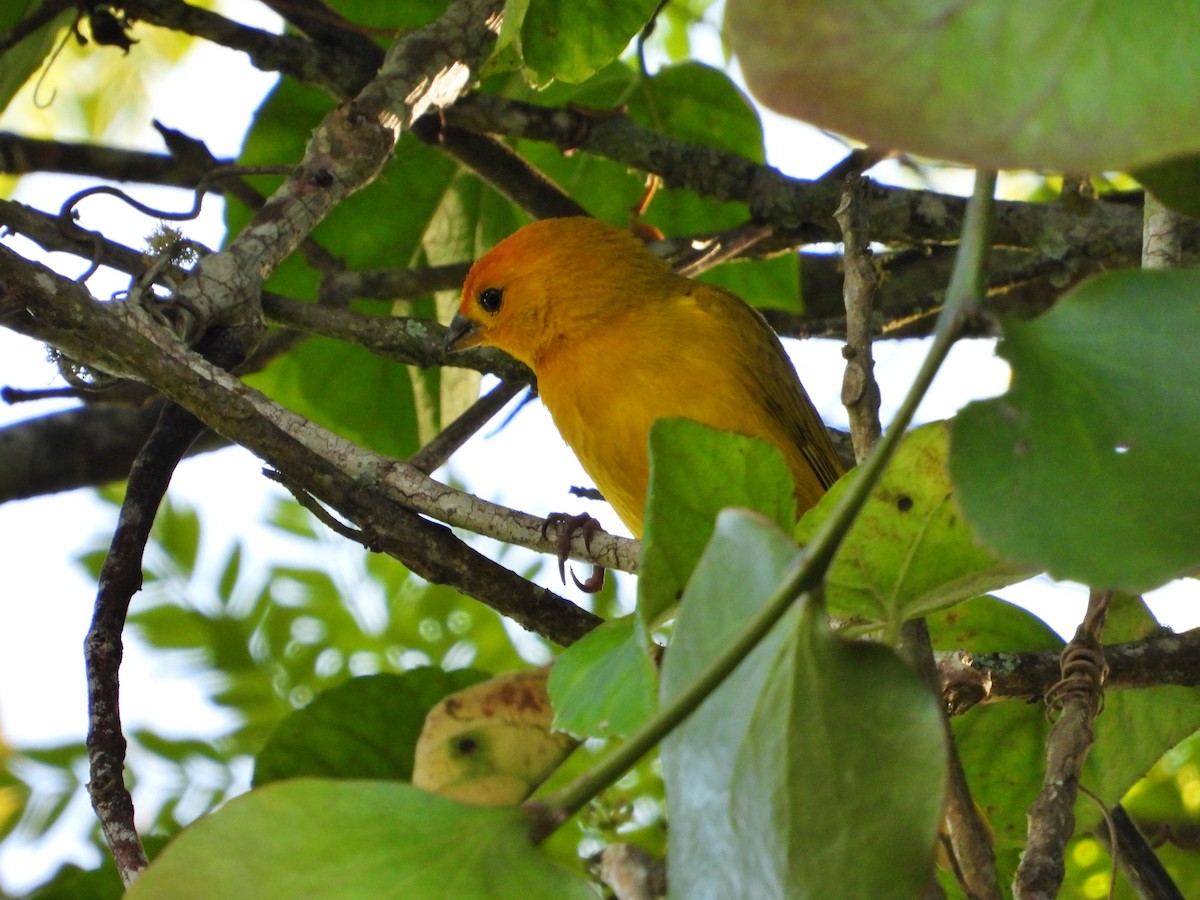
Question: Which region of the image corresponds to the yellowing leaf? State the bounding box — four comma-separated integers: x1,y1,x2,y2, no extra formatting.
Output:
412,668,576,806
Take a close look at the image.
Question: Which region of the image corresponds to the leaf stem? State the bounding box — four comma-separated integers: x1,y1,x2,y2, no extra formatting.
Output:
532,170,999,838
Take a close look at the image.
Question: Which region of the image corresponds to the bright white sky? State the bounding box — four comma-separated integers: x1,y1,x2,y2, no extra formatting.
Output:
0,2,1195,891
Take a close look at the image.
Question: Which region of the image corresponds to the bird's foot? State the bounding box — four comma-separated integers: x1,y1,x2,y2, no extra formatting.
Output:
542,512,606,593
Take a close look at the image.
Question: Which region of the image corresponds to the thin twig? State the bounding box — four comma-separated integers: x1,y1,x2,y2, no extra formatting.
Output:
263,468,368,543
408,380,525,474
1078,785,1119,900
1014,588,1112,899
669,220,775,278
834,173,882,462
1095,803,1185,900
411,118,589,220
897,620,1001,900
85,327,246,886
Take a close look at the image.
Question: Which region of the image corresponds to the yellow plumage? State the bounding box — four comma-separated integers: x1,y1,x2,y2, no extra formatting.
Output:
446,217,843,537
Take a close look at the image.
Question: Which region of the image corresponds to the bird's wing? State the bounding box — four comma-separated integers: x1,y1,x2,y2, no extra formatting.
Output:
702,285,845,489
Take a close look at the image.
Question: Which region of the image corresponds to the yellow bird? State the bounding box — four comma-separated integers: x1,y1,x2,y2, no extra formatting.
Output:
445,217,844,538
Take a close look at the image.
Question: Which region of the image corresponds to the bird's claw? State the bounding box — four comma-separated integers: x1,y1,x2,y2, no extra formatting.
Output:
542,512,606,594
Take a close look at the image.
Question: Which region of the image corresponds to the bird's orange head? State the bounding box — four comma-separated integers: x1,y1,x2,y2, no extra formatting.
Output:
445,217,676,370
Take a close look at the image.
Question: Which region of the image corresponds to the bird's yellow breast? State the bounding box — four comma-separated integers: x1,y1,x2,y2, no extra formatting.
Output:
534,287,816,536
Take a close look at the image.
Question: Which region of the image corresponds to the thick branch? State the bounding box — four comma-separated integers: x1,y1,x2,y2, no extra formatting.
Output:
937,626,1200,711
446,93,1196,263
0,401,226,502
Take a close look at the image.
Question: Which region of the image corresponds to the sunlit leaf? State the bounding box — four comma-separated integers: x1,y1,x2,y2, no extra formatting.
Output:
548,615,656,738
797,422,1031,632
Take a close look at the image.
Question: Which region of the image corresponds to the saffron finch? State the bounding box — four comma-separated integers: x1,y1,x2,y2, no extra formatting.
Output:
445,217,844,537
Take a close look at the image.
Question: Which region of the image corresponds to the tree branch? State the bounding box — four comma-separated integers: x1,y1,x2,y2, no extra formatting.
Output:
938,625,1200,710
834,174,882,462
445,93,1198,257
0,400,226,502
0,132,228,186
84,326,245,885
1014,589,1111,899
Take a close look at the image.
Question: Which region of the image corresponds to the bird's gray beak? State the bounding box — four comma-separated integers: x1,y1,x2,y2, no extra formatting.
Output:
444,314,482,352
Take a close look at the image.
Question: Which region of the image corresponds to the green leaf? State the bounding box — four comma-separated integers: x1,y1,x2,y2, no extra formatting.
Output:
926,594,1062,655
547,616,657,739
951,269,1200,593
320,0,447,32
796,422,1031,631
1135,154,1200,219
155,499,201,574
626,62,800,311
639,419,796,623
125,780,596,899
25,861,123,900
521,0,660,83
0,3,74,119
254,669,490,786
730,603,945,899
660,509,804,898
216,543,242,605
726,0,1200,172
630,61,763,161
247,337,425,460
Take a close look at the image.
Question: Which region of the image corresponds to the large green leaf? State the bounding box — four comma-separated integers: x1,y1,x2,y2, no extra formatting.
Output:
547,615,657,739
731,602,945,899
253,669,488,786
126,780,596,899
952,268,1200,593
640,418,796,623
660,510,803,899
521,0,660,84
726,0,1200,172
662,510,944,897
796,422,1031,632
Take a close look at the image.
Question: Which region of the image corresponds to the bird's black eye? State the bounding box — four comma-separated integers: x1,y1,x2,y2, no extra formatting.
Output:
478,287,503,314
